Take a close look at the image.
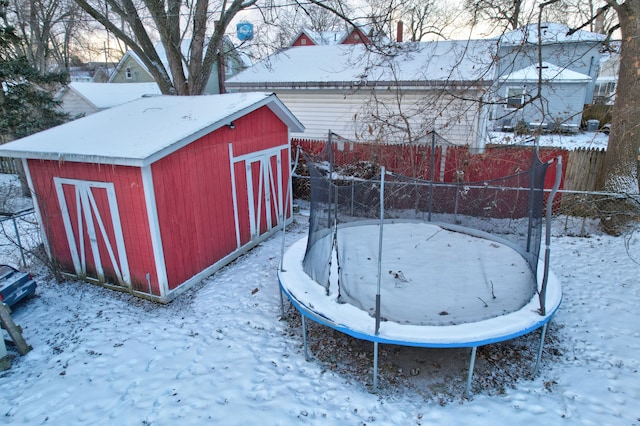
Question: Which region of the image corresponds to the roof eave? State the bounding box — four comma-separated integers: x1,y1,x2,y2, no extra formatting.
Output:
0,94,304,168
227,80,494,90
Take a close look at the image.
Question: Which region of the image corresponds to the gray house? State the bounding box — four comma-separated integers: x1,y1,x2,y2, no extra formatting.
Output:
493,62,592,131
490,22,606,131
497,22,605,104
109,37,249,94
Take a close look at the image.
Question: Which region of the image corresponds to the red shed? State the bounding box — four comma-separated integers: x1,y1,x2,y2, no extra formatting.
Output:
0,92,304,302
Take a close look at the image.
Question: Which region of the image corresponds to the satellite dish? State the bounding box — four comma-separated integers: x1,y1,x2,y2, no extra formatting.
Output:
237,22,254,41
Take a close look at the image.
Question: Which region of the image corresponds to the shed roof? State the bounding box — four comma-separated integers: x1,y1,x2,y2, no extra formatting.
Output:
0,92,304,167
499,62,592,83
63,82,162,109
227,40,496,87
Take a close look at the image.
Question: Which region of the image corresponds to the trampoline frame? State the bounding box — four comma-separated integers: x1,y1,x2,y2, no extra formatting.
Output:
278,228,561,394
279,148,563,395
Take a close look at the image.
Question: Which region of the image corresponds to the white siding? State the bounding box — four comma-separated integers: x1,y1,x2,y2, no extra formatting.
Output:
59,89,99,117
269,89,485,147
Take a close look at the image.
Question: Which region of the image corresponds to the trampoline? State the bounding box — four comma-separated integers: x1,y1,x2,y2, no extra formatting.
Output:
279,140,563,394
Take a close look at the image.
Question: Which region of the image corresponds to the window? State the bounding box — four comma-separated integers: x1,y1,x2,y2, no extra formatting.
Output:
593,81,617,104
506,87,525,109
301,39,307,45
125,67,132,79
594,81,616,97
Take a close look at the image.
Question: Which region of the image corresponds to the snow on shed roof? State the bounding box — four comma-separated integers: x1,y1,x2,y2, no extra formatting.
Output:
227,40,496,87
499,62,592,83
65,82,162,109
501,22,606,46
0,92,304,167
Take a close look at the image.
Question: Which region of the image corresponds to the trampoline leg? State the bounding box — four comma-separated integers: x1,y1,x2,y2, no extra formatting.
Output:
373,341,379,391
466,346,477,397
279,287,285,318
534,322,549,375
301,315,310,361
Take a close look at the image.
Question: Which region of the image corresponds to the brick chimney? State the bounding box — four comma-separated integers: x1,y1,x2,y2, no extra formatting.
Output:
397,21,404,43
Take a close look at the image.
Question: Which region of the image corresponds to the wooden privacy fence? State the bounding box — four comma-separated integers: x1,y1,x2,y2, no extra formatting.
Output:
292,138,606,192
293,138,569,188
1,141,606,192
0,157,19,175
563,147,606,191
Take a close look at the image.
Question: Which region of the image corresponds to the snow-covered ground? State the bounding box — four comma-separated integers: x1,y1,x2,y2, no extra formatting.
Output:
1,173,639,425
488,130,609,151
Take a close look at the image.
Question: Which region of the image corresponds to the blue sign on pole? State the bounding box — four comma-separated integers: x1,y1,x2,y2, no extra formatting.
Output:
237,22,254,41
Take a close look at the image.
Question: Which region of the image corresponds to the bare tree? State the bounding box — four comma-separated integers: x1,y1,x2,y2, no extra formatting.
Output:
597,0,640,193
252,0,352,56
71,0,261,95
403,0,463,41
543,0,618,34
6,0,88,73
466,0,528,32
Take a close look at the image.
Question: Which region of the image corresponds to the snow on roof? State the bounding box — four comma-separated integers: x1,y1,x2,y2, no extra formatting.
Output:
227,40,496,86
501,22,606,46
292,28,346,46
67,82,162,109
499,62,592,83
0,92,304,167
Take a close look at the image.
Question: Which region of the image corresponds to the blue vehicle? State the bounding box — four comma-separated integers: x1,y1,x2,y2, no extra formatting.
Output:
0,265,37,308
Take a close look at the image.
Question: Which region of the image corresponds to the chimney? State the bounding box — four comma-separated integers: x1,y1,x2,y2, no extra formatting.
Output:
595,7,605,34
397,21,404,43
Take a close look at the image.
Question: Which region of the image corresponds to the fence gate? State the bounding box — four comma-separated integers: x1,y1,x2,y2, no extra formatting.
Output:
53,177,130,287
229,144,288,248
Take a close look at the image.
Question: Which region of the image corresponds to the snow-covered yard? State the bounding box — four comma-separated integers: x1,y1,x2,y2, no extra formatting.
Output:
0,172,639,425
488,130,609,150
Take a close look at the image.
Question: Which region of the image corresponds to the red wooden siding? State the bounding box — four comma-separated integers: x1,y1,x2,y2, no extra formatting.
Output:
152,106,290,290
26,160,160,293
291,34,316,46
342,29,371,45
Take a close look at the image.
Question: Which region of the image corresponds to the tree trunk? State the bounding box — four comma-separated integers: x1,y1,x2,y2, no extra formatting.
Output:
599,0,640,194
594,1,640,234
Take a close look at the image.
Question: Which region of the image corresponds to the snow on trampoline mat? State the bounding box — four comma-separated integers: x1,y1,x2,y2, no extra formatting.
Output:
279,221,561,347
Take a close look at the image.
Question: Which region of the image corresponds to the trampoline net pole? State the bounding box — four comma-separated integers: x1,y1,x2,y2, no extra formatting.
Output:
540,156,563,315
375,168,385,335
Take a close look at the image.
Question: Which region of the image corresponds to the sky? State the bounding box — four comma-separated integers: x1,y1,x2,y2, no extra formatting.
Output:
0,170,638,425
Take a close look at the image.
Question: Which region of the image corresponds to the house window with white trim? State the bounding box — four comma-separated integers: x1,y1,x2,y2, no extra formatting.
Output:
506,87,525,109
593,81,616,104
125,67,132,79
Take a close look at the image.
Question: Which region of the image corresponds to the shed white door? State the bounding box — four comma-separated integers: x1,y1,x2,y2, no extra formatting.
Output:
229,144,287,247
53,178,130,287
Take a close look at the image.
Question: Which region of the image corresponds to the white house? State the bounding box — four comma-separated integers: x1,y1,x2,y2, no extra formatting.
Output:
593,51,619,105
227,40,496,148
227,22,608,146
57,82,161,117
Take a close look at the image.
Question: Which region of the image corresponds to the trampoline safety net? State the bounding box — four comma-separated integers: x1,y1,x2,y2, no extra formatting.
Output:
301,139,553,324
